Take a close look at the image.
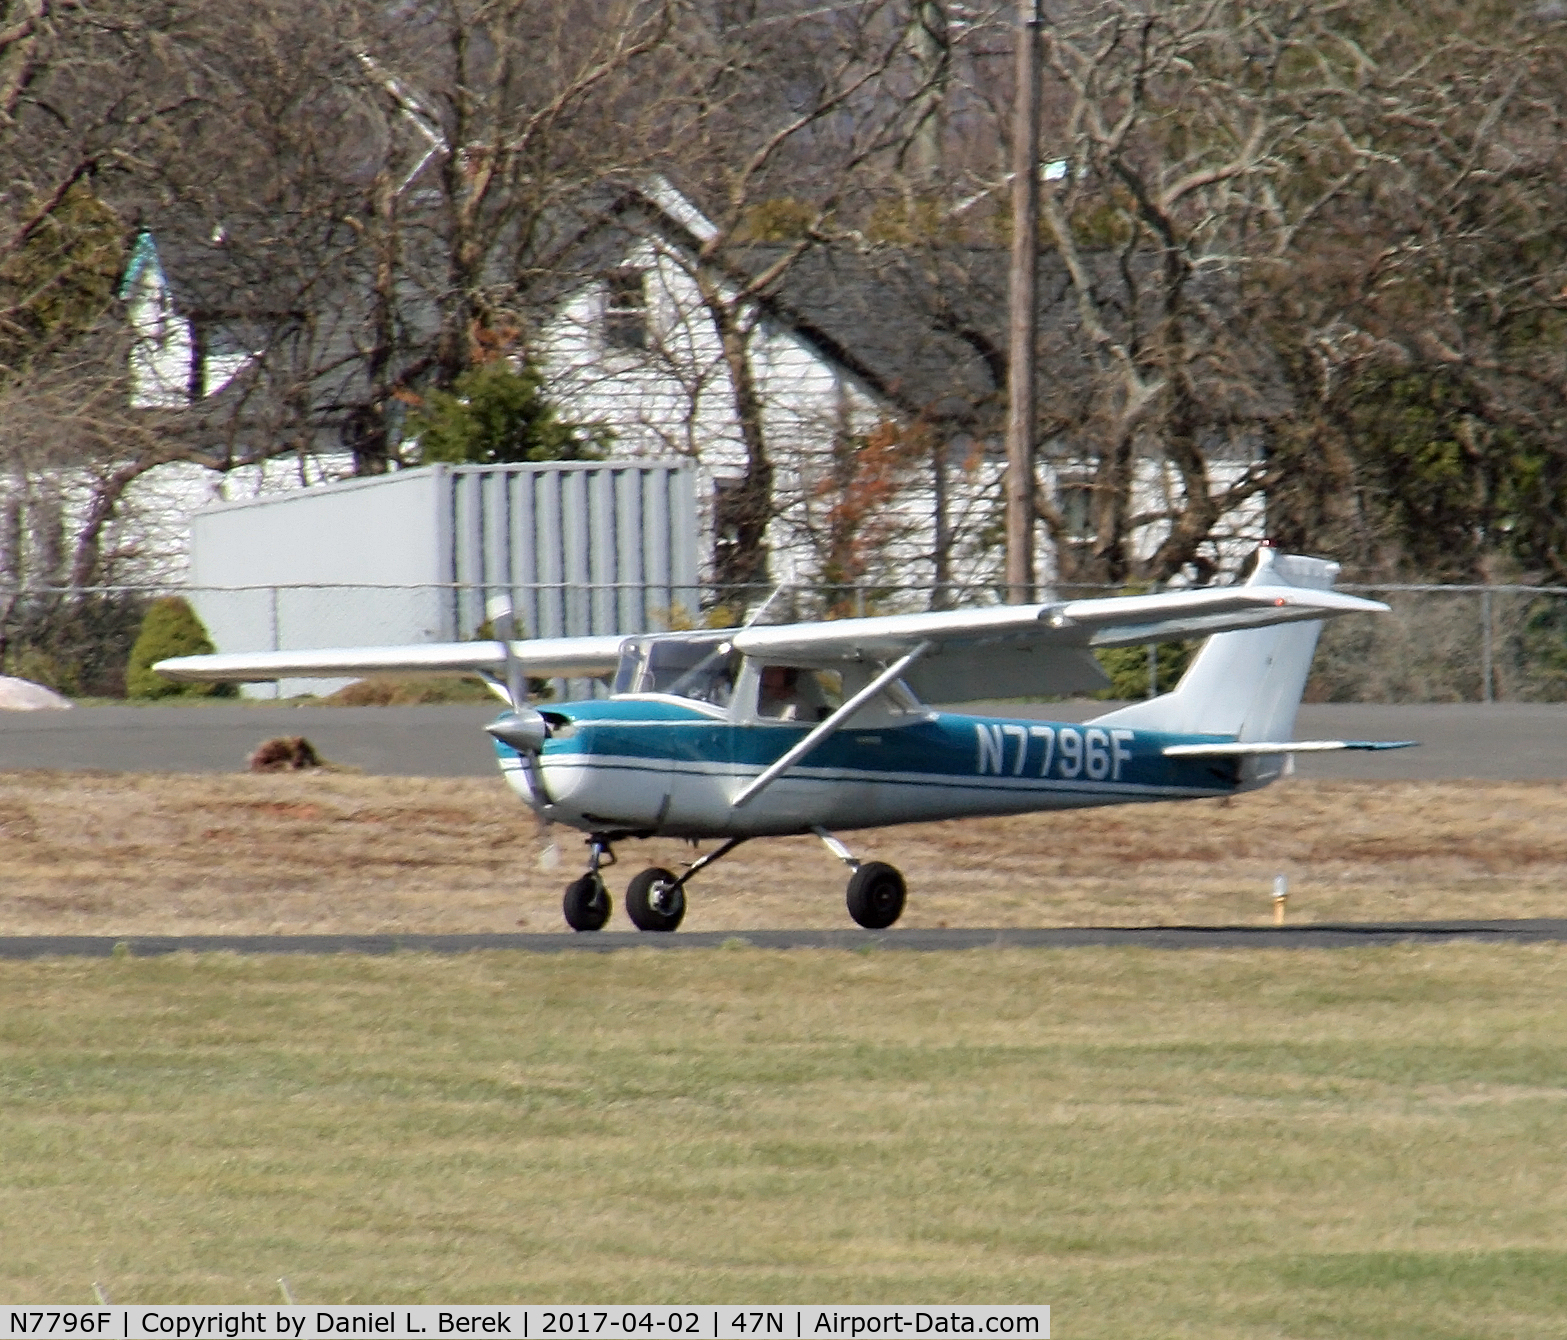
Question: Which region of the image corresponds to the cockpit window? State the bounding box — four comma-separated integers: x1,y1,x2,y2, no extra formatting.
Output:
614,634,739,707
757,666,843,721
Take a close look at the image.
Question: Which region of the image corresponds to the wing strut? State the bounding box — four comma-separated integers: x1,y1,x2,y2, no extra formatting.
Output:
731,641,934,809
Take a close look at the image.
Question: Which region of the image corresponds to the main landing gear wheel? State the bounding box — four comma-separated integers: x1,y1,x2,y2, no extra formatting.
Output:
845,861,906,930
625,867,686,932
563,873,611,931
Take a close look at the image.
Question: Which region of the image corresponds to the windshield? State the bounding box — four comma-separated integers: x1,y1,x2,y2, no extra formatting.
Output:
613,634,739,707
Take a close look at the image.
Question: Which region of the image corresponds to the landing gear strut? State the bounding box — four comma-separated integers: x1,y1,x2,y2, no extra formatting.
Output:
624,837,748,933
562,836,615,932
814,826,906,929
563,829,908,933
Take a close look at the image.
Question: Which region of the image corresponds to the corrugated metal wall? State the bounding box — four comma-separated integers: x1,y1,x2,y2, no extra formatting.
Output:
447,462,698,640
188,461,698,697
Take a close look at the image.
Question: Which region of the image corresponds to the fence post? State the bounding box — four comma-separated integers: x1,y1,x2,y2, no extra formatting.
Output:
1481,586,1494,703
269,585,281,653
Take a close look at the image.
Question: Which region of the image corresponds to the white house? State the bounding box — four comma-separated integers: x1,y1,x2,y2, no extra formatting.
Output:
111,230,360,581
531,179,1264,605
101,187,1263,602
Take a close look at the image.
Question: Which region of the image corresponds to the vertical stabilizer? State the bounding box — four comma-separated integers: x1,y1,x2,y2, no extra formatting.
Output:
1090,549,1338,749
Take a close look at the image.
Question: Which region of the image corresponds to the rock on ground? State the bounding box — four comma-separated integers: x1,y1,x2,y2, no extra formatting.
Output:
0,677,72,711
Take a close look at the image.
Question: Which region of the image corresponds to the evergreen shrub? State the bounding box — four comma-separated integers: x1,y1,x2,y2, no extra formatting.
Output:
125,597,234,699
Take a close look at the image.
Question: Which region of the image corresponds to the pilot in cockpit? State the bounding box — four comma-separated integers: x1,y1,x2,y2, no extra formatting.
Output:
758,664,831,721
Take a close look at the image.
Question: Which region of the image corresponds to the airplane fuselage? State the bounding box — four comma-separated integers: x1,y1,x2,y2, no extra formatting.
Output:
496,695,1250,840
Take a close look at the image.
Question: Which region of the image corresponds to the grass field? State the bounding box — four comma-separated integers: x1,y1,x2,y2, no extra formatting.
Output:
3,773,1567,935
4,772,1567,1330
3,945,1566,1335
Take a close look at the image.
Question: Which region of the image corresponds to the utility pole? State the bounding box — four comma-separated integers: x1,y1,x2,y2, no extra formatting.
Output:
907,2,952,607
1005,0,1043,604
907,2,949,186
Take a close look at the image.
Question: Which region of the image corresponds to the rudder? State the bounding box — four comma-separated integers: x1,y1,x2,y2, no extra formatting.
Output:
1090,549,1338,744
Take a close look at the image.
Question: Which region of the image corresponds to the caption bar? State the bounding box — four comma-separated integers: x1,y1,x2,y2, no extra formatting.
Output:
1,1309,1048,1340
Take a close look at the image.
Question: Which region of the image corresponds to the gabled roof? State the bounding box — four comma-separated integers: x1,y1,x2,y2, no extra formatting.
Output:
530,181,1005,429
538,178,1289,445
116,223,357,450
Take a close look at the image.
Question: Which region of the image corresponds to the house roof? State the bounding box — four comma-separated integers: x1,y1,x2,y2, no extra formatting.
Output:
131,179,1287,463
530,183,1007,428
540,179,1287,447
117,222,371,457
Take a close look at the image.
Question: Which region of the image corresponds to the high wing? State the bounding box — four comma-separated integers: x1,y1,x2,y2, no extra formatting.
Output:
153,581,1385,702
733,582,1388,702
153,635,627,685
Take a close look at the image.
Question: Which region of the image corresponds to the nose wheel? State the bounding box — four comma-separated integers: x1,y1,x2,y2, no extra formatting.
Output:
562,873,611,931
562,836,617,931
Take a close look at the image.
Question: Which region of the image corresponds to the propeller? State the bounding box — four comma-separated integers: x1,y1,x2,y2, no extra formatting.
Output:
482,595,560,871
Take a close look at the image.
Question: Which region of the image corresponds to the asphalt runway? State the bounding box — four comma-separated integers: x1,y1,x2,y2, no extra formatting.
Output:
0,703,502,776
3,700,1567,779
5,922,1567,958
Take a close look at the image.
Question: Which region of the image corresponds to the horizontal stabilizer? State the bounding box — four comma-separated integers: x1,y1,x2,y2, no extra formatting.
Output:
154,635,626,684
1163,740,1418,757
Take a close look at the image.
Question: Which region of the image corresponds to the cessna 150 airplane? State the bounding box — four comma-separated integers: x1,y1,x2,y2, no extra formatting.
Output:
156,547,1409,933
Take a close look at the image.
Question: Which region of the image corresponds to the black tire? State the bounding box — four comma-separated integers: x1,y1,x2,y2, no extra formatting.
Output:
625,867,686,932
563,874,611,931
845,861,906,930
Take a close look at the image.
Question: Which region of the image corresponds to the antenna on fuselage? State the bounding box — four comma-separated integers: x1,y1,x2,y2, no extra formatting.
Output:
742,584,790,631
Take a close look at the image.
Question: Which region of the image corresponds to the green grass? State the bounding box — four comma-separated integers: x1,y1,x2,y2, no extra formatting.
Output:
3,945,1566,1335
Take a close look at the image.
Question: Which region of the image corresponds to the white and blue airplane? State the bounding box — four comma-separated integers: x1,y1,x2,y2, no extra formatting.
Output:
156,547,1410,933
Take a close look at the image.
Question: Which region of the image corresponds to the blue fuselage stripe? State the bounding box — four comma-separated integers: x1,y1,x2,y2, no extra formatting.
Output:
495,700,1241,798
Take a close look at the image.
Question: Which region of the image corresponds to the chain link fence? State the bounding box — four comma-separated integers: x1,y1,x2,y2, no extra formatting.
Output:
1312,585,1567,704
4,580,1567,702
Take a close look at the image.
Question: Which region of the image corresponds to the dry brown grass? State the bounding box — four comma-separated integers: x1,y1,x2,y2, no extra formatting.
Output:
0,772,1563,935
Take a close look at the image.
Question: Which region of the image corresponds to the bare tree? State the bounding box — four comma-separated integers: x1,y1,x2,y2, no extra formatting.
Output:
1263,1,1567,581
0,1,205,374
997,1,1400,583
624,2,922,600
112,0,677,485
0,1,226,593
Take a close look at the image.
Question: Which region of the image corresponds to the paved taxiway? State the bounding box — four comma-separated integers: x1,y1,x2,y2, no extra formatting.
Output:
4,700,1567,778
5,923,1567,957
